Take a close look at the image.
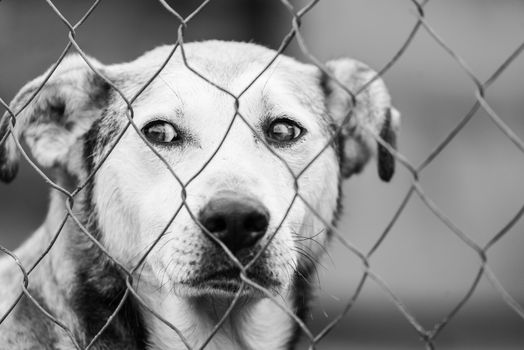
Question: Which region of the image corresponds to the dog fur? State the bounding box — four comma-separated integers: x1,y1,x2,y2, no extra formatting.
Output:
0,41,400,350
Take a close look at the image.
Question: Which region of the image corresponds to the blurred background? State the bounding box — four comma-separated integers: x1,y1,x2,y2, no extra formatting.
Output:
1,0,524,349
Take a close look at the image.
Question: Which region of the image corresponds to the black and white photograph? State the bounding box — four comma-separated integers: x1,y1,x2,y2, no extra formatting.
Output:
0,1,523,349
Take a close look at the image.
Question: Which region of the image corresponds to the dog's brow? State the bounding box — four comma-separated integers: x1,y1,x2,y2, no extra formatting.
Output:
261,73,329,127
159,75,184,108
260,59,282,95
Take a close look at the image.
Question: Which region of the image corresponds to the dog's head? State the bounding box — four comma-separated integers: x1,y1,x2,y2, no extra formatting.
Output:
0,41,399,298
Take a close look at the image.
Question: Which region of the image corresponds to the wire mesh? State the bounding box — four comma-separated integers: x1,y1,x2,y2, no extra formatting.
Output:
0,0,523,349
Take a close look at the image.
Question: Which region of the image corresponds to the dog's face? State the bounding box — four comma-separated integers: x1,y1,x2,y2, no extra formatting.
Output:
0,41,399,298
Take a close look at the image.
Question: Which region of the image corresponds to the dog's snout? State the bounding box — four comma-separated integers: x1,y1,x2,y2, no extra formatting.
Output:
199,192,269,253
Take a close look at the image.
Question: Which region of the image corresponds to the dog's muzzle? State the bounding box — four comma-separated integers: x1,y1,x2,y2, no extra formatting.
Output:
178,191,279,296
199,191,270,254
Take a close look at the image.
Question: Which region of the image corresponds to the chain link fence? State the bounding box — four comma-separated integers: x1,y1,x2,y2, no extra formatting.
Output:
1,0,523,349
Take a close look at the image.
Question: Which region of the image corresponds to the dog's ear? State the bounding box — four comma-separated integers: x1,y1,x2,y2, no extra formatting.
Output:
323,58,401,182
0,54,110,183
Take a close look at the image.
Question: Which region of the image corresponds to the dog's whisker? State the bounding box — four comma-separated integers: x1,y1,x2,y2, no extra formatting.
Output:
297,237,336,269
130,233,176,262
292,246,327,272
287,261,319,290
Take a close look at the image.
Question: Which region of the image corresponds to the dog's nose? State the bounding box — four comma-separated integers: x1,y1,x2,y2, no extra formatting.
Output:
199,192,269,254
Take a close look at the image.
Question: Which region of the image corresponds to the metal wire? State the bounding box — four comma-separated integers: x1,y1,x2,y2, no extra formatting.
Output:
1,0,523,349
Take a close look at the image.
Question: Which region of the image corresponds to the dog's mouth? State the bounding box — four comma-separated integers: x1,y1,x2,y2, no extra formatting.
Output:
180,268,280,298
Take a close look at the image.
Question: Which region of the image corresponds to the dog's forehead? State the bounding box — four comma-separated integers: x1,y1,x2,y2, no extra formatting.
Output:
112,41,324,108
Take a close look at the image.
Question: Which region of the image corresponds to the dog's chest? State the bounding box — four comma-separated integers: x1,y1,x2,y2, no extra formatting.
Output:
145,295,295,350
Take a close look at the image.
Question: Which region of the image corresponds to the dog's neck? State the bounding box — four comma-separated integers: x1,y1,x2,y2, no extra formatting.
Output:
138,284,296,350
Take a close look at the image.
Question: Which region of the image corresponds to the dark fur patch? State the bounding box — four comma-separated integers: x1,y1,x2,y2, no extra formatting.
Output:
89,74,112,109
70,251,148,349
70,194,149,348
0,114,18,183
76,113,148,349
287,263,317,349
81,108,122,240
48,100,66,123
377,108,396,182
72,65,148,349
319,70,332,98
11,291,59,349
82,117,101,234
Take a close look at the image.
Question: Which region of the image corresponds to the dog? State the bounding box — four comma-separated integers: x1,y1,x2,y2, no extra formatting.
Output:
0,41,400,349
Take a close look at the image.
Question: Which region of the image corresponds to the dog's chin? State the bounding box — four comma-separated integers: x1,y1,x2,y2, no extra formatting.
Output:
174,271,281,299
175,282,264,299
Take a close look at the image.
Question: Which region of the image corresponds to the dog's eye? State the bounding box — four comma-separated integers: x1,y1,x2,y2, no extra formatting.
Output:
266,119,304,143
142,120,179,144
